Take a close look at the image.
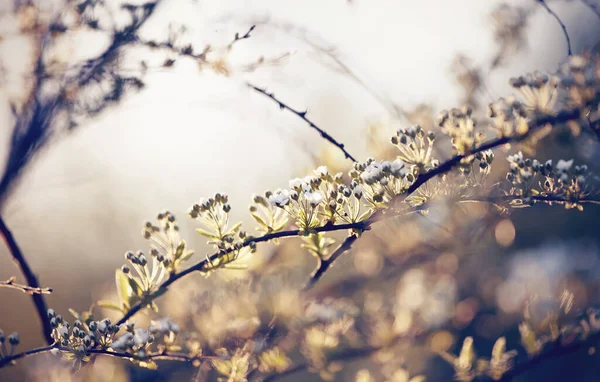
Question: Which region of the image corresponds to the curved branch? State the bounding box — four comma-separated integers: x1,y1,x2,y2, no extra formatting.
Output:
116,109,582,325
537,0,572,56
248,83,358,162
0,344,203,369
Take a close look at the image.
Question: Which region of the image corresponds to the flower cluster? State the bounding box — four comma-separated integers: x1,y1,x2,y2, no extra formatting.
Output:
437,107,484,155
506,152,591,209
190,193,256,272
143,211,194,274
391,124,437,171
509,72,559,113
488,96,530,137
558,55,600,109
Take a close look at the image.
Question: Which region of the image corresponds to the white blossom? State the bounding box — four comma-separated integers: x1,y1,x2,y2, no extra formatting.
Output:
305,190,324,206
556,159,573,172
269,189,290,207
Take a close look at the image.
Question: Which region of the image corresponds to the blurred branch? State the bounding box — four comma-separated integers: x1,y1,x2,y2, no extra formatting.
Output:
116,109,583,325
0,343,205,369
229,24,256,48
475,330,600,381
247,83,358,162
581,0,600,20
536,0,572,56
303,234,359,290
0,216,53,345
0,276,52,295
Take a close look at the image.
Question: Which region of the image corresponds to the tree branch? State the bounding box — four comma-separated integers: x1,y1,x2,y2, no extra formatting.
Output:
116,109,582,325
0,343,205,369
0,277,52,295
581,0,600,20
0,216,53,345
537,0,572,56
247,83,358,162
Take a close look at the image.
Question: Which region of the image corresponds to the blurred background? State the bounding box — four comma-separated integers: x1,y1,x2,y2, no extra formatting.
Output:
1,0,600,380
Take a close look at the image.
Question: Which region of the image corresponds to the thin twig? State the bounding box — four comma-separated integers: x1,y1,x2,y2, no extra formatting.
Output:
0,277,52,295
248,84,358,162
537,0,572,56
581,0,600,20
0,216,53,345
0,343,204,368
229,25,256,48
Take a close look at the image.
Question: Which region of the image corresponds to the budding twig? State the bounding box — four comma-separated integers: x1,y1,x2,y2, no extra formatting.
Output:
247,83,358,162
537,0,572,56
0,277,52,295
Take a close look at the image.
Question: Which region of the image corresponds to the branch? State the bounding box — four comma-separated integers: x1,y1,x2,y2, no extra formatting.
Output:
247,83,358,162
581,0,600,20
474,330,600,381
0,343,204,369
116,109,582,325
229,25,256,48
0,277,52,295
0,216,53,345
537,0,572,56
303,234,359,290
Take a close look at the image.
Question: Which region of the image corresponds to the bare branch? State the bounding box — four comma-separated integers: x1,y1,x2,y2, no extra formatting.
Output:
0,343,206,369
247,83,358,162
0,276,52,295
581,0,600,20
0,216,53,344
229,25,256,48
536,0,572,56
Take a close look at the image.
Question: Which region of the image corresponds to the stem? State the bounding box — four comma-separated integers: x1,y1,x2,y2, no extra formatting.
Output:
0,216,53,345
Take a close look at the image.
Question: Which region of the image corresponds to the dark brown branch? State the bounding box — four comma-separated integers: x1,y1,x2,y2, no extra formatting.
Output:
116,109,582,325
0,216,53,345
0,276,52,295
537,0,572,56
247,83,358,162
229,25,256,48
0,343,205,368
303,234,359,290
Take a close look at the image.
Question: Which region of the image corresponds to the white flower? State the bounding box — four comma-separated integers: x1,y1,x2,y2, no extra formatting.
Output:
58,326,69,338
390,159,405,175
304,190,324,206
149,317,180,334
269,189,290,207
289,178,304,189
314,166,329,176
133,328,150,346
556,159,573,172
111,333,134,350
353,186,363,199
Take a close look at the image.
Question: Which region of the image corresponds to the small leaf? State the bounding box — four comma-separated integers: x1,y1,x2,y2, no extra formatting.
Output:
115,270,131,310
196,228,220,240
251,212,268,227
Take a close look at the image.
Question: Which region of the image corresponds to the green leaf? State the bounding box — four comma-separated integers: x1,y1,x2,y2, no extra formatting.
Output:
225,221,242,236
179,250,195,262
250,212,268,228
196,228,220,240
127,277,144,297
115,270,131,310
174,240,186,259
